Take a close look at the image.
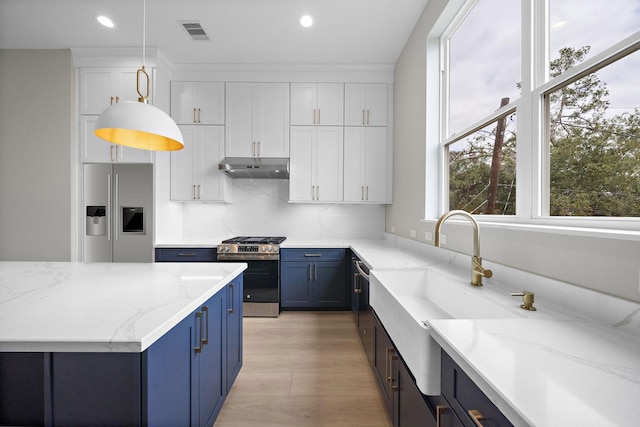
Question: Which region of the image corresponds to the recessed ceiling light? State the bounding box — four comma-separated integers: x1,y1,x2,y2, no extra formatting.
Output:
97,15,115,29
300,15,313,28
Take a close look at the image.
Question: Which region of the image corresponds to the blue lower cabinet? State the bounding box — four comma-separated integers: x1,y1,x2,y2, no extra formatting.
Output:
226,276,243,392
280,249,347,309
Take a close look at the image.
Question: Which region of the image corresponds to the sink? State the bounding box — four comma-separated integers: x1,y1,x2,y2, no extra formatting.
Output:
369,266,522,395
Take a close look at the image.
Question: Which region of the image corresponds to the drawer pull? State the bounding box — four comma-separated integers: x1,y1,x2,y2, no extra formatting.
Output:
194,311,203,353
304,253,322,257
436,405,449,427
468,409,485,427
177,253,196,257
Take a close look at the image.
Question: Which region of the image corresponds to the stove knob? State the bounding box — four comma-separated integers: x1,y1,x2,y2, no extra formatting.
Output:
224,246,230,252
268,246,274,252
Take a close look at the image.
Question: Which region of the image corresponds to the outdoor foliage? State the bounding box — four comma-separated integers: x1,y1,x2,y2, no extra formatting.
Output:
449,46,640,217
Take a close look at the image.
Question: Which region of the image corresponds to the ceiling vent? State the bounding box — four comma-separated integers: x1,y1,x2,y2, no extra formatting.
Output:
180,21,210,41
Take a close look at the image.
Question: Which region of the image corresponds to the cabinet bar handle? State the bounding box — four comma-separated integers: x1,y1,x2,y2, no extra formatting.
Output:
194,311,203,353
385,347,393,382
116,96,120,104
313,109,316,124
390,353,398,392
193,108,197,123
353,272,359,293
308,263,312,281
314,263,318,280
367,109,370,125
201,306,209,345
436,405,449,427
257,141,261,156
311,185,315,200
193,184,196,199
228,283,235,314
468,409,485,427
362,109,366,125
197,184,201,199
198,108,202,123
316,186,319,200
318,109,320,124
110,96,114,105
366,186,369,201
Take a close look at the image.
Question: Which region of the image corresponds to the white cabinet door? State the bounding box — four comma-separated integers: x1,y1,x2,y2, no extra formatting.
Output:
343,127,366,202
198,126,226,201
316,83,344,126
258,83,290,157
290,83,343,125
170,126,198,201
344,127,389,202
80,116,153,163
314,127,343,202
225,83,257,157
171,82,224,125
226,83,289,157
171,125,228,201
289,126,343,202
344,83,388,126
363,127,389,202
80,68,139,115
290,83,316,126
289,127,315,201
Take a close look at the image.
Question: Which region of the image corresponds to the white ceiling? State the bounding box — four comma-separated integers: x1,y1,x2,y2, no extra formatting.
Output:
0,0,428,65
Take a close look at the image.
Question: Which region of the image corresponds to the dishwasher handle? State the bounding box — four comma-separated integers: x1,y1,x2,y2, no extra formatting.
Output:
354,261,370,281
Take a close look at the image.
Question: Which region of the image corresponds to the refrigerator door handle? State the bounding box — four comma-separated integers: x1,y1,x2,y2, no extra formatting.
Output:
114,173,119,241
107,173,112,241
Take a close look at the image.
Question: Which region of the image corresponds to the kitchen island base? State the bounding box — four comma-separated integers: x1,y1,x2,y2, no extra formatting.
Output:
0,274,243,427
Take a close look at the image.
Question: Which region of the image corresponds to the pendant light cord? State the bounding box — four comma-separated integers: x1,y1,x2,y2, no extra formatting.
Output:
142,0,146,67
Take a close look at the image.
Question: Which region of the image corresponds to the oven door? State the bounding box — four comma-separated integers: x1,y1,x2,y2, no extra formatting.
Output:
243,260,279,303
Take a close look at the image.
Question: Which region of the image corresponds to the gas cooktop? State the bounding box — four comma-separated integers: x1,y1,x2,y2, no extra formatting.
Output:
221,236,286,245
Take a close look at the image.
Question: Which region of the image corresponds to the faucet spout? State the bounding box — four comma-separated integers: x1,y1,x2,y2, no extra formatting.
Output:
434,210,492,286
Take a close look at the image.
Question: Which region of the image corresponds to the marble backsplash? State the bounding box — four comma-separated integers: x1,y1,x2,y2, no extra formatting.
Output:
155,178,386,244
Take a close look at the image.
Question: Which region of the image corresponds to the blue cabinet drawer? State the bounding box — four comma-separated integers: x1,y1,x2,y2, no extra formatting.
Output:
155,248,217,262
280,248,346,262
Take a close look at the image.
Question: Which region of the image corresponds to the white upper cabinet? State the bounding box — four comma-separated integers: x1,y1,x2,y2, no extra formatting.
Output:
289,126,343,202
170,82,224,125
225,83,290,158
80,116,153,163
344,83,388,126
344,127,390,203
290,83,344,126
80,68,141,115
170,125,230,202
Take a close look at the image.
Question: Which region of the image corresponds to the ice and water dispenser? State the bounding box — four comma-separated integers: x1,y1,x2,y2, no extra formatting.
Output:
86,206,106,236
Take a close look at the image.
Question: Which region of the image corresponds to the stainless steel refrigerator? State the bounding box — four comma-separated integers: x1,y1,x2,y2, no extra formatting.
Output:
83,163,153,262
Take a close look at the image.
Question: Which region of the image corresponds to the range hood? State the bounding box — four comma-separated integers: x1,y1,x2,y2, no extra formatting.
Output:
219,157,289,179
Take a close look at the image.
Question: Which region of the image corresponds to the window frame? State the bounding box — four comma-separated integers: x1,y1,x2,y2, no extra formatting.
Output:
430,0,640,234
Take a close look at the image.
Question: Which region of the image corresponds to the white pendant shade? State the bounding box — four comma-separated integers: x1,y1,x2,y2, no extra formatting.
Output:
94,101,184,151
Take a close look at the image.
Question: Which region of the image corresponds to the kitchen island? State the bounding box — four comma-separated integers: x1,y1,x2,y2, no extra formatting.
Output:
0,261,246,426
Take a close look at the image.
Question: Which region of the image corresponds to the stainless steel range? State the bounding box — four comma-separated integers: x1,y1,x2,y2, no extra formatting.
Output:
217,236,286,317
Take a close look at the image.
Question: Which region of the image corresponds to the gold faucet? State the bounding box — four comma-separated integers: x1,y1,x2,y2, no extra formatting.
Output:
434,210,492,286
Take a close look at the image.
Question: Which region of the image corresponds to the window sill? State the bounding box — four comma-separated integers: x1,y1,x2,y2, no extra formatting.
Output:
420,216,640,242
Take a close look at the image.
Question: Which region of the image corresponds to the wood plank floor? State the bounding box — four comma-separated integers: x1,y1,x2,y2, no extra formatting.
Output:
215,311,393,427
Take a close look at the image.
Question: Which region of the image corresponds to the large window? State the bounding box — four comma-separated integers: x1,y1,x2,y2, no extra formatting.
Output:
444,0,520,215
441,0,640,223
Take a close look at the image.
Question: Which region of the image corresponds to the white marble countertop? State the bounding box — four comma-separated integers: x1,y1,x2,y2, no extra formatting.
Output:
428,318,640,427
0,261,246,353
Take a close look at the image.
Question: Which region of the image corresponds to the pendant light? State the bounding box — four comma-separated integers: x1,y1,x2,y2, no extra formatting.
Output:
94,0,183,151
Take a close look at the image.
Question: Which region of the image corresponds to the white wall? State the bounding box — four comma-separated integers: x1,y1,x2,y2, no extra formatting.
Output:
388,0,640,303
0,50,74,261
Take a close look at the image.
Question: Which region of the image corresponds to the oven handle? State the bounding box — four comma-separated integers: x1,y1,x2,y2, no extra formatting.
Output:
355,261,370,281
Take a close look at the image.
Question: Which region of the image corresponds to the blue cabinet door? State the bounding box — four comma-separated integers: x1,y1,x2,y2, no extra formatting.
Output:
226,276,244,392
143,314,192,426
193,290,226,427
314,261,347,307
281,261,314,307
